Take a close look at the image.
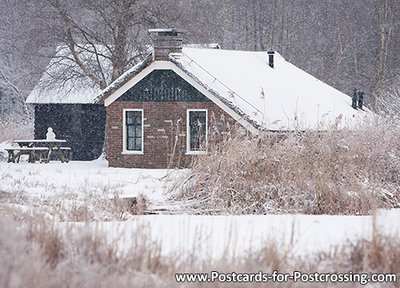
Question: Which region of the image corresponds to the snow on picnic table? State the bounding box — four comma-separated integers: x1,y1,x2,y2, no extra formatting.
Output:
0,157,399,261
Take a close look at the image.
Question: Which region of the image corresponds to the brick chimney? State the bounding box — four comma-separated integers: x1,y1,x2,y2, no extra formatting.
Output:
148,28,186,61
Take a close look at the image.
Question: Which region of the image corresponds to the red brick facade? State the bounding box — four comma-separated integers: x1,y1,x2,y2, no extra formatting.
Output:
107,100,235,168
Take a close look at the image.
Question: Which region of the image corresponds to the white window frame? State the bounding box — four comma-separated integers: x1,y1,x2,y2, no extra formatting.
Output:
122,108,144,155
186,109,208,155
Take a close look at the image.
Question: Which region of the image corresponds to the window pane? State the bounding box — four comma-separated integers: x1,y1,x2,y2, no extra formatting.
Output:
126,111,135,124
126,111,141,124
135,126,141,136
189,111,206,151
126,110,143,151
136,137,142,150
128,138,135,150
127,126,135,137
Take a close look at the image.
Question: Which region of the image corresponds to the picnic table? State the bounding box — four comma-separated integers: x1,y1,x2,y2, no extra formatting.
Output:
6,139,71,163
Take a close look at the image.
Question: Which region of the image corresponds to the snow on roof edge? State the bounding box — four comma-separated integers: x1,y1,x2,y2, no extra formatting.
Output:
94,54,153,104
148,28,186,34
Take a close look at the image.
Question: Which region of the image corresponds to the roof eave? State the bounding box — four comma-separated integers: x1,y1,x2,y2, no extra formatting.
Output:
94,54,153,104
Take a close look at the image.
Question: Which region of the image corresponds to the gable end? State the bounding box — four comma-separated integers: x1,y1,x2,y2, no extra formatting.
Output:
117,70,210,102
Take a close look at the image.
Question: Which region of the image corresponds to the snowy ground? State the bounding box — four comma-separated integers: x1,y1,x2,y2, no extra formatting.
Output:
0,156,400,262
81,210,400,262
0,155,176,207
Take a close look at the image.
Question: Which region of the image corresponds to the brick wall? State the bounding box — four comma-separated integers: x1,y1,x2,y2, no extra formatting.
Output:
107,101,235,168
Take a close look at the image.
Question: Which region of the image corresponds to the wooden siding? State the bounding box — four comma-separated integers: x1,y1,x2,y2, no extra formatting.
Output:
117,70,211,102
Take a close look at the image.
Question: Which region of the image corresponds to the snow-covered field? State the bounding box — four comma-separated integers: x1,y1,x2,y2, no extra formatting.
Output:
1,157,399,262
0,156,174,206
93,210,400,261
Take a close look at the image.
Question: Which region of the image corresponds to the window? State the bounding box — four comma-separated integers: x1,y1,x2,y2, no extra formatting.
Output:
123,109,143,153
187,109,207,154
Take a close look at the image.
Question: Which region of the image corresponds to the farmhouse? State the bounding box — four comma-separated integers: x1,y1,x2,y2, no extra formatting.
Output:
26,28,365,167
95,28,364,168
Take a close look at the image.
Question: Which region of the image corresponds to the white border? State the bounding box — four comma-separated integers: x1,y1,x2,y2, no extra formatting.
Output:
103,61,259,135
122,108,144,155
186,109,208,155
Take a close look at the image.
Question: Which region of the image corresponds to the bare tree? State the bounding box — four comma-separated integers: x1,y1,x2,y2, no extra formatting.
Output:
0,0,54,122
43,0,179,89
3,0,400,121
375,0,395,92
375,76,400,115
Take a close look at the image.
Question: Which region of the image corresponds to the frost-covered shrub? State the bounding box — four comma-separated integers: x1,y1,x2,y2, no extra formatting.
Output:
0,121,33,162
0,216,174,288
172,116,400,215
0,121,33,142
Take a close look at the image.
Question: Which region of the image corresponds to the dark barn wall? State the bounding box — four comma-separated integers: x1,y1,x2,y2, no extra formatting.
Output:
34,104,106,160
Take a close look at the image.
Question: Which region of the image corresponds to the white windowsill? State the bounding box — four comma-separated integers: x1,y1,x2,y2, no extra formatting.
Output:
122,151,144,155
185,151,208,155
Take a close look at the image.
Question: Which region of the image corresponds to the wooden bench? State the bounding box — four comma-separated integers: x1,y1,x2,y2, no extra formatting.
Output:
6,147,49,163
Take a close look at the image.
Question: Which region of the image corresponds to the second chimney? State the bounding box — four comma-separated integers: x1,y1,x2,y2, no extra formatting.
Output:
148,28,186,61
268,50,275,68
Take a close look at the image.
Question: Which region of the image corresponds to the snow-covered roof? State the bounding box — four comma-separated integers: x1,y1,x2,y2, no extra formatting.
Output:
183,43,220,49
97,47,367,130
26,45,112,104
171,48,365,130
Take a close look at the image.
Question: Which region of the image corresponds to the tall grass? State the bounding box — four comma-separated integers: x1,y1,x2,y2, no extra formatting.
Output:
172,116,400,215
0,216,174,288
1,213,398,288
314,217,400,288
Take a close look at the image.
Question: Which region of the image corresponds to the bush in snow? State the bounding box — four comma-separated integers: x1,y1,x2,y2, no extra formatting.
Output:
0,121,33,143
172,116,400,215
